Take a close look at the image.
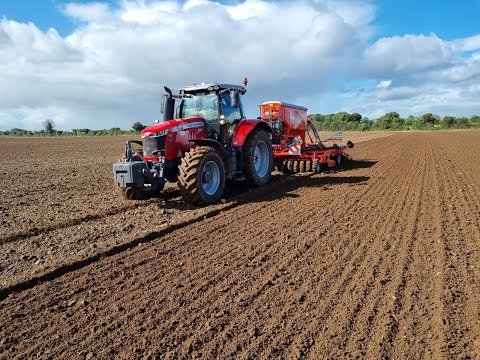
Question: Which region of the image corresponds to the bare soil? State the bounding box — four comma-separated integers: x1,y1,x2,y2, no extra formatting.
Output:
0,131,479,359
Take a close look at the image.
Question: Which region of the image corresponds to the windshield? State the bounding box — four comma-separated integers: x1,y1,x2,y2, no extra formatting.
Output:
181,93,218,122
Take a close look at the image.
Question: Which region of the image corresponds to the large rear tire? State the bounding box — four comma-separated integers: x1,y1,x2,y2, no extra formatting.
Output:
178,146,225,205
243,130,273,186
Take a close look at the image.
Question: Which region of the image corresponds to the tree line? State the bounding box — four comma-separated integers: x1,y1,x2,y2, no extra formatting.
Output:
0,120,145,137
309,112,480,131
1,114,479,137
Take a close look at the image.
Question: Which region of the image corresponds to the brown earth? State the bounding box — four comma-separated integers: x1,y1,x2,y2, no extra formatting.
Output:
0,131,479,359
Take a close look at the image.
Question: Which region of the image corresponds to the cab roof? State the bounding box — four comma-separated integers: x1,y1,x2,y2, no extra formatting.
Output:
180,83,246,94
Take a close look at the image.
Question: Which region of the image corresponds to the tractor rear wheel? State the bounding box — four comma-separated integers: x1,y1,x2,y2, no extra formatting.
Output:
243,130,273,186
178,146,225,205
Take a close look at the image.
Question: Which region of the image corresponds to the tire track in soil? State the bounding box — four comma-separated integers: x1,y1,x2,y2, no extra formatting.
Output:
386,136,445,359
109,134,404,358
144,135,421,358
1,199,289,357
0,186,186,246
0,200,158,245
0,139,382,356
0,176,370,358
0,138,398,358
357,135,428,359
0,201,235,301
263,133,426,359
0,171,365,294
62,172,373,358
0,133,479,359
0,174,320,289
339,162,433,357
429,134,480,358
0,173,312,298
165,137,404,357
299,134,428,359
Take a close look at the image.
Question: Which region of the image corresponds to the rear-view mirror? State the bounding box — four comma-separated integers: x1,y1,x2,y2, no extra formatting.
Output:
231,90,240,108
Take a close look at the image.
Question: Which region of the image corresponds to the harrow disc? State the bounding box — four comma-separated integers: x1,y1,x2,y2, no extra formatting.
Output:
288,160,296,173
306,160,313,172
294,160,301,173
299,160,307,173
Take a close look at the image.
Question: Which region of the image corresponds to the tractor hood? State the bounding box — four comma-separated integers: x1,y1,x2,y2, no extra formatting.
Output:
141,117,204,137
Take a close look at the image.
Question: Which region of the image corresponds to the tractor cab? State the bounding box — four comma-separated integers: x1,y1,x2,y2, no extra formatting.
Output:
163,83,247,145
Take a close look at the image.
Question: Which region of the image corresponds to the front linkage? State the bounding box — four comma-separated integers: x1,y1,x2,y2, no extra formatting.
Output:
113,140,165,200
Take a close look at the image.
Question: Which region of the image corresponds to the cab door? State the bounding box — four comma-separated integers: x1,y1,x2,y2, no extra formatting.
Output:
219,91,243,144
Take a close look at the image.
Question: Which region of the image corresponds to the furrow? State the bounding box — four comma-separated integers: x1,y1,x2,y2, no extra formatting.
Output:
295,133,427,358
429,134,480,358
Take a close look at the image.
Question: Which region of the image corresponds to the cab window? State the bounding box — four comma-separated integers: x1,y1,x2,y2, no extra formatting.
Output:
220,92,242,123
181,93,218,122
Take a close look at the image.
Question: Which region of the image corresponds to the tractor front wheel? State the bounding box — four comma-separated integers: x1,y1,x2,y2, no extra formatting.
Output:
178,146,225,205
243,130,273,186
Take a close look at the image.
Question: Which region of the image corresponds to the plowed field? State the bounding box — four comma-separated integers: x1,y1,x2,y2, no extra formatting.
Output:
0,131,479,359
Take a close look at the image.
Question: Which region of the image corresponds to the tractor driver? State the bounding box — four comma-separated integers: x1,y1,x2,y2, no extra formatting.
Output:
220,92,242,123
219,91,242,143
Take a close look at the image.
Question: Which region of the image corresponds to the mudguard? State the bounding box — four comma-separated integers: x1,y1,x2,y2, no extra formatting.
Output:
190,139,227,162
231,119,271,147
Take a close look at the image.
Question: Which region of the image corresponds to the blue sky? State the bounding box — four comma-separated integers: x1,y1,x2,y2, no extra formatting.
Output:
373,0,480,41
1,0,479,130
2,0,478,39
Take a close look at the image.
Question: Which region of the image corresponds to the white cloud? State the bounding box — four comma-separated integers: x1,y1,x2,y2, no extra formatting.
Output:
363,33,453,76
343,83,480,120
224,0,277,20
0,0,479,131
62,2,111,23
0,0,375,130
341,32,480,118
451,34,480,52
376,79,391,89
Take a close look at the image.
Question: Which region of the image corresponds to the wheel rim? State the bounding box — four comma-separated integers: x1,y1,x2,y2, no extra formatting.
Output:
201,160,221,195
254,140,269,177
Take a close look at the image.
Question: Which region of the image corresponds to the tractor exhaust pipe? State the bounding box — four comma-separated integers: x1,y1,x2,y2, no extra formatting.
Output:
161,86,175,122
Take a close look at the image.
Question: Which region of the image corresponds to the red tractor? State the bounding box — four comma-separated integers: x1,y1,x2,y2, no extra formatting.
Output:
113,80,354,205
114,80,274,204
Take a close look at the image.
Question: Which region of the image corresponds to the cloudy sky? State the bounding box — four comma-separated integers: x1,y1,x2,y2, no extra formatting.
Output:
1,0,479,131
